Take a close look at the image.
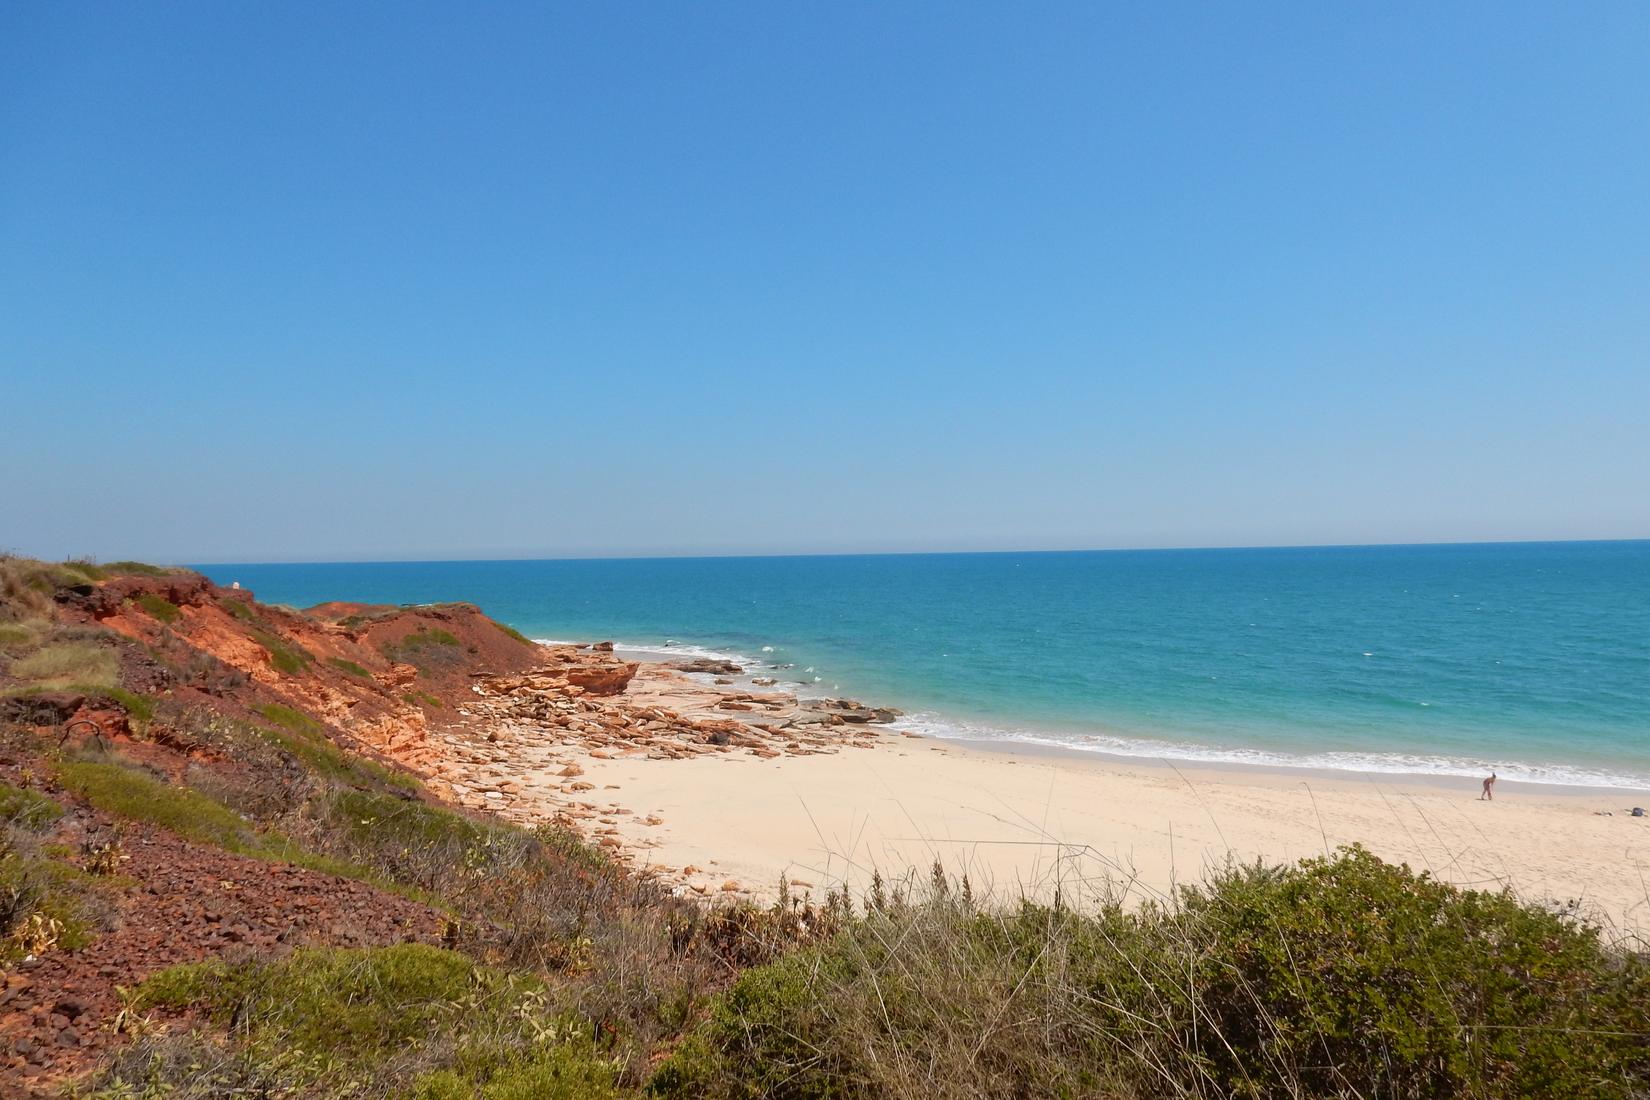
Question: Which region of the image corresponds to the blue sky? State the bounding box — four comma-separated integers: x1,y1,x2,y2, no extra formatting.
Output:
3,3,1647,562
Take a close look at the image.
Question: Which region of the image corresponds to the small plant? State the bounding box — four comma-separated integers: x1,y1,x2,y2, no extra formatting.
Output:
495,621,535,646
81,833,124,875
326,656,371,677
0,781,64,829
8,911,63,957
249,629,313,676
131,593,182,623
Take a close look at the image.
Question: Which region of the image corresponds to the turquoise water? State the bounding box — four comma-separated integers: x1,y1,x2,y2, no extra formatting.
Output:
197,542,1650,789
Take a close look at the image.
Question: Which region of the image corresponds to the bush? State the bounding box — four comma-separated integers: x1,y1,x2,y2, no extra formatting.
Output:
98,945,622,1098
56,760,269,855
0,781,64,829
382,627,463,671
652,847,1650,1100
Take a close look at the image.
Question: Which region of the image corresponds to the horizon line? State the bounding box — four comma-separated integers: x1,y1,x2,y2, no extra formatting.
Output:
176,535,1650,569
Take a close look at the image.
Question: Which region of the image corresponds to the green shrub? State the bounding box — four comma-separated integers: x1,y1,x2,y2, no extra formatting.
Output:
257,702,322,735
330,789,492,851
495,622,535,646
382,627,463,671
57,761,268,854
326,656,371,677
117,945,620,1097
220,597,259,623
131,593,181,623
254,703,418,791
0,840,95,963
10,641,119,687
102,561,178,578
248,629,312,676
71,684,156,724
652,847,1650,1100
0,782,64,829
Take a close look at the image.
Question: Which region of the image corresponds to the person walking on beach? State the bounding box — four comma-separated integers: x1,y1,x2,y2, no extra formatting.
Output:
1480,771,1496,800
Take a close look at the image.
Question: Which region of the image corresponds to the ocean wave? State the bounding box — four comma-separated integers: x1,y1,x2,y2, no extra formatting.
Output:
888,713,1650,792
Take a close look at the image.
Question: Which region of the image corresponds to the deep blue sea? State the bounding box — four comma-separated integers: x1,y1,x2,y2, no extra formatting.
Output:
197,542,1650,790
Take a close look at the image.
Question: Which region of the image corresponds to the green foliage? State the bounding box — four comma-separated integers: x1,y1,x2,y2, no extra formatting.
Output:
330,789,493,851
495,621,535,646
254,703,419,791
382,627,463,671
131,593,181,623
0,619,49,650
57,760,268,855
653,847,1650,1100
0,782,64,828
248,629,312,675
256,702,322,735
220,596,259,623
120,945,620,1097
10,641,119,688
72,684,156,724
1,829,97,963
101,561,179,578
325,655,371,677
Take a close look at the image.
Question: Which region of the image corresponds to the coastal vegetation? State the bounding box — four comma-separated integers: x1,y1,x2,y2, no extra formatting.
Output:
0,555,1645,1097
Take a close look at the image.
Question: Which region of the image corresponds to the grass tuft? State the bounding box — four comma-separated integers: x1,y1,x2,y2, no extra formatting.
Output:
249,629,313,676
10,641,119,688
132,593,182,623
108,945,621,1097
326,656,371,678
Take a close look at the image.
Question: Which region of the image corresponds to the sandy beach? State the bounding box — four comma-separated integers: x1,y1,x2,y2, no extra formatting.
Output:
418,648,1650,937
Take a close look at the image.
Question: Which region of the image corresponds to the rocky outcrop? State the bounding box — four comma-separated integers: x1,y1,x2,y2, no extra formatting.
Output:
661,658,744,675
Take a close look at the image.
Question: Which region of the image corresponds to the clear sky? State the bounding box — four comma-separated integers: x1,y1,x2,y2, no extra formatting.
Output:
3,3,1647,563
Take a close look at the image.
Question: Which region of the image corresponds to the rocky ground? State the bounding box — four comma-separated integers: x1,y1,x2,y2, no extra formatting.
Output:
406,643,903,897
0,772,444,1093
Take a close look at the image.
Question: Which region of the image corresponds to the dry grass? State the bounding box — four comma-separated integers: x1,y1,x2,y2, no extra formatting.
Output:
10,640,120,688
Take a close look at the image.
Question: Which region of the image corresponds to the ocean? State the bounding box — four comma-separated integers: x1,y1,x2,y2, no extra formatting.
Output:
196,541,1650,790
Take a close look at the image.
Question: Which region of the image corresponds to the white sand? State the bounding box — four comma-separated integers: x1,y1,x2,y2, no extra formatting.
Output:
570,735,1650,933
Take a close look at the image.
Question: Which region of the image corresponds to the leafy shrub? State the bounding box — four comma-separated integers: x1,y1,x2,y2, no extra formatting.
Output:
220,596,259,623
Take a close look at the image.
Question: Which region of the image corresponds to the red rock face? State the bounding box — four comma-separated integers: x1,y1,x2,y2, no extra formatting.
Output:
562,661,639,696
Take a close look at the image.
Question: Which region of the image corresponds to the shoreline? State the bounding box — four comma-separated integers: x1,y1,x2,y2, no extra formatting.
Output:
601,640,1650,797
413,641,1650,935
